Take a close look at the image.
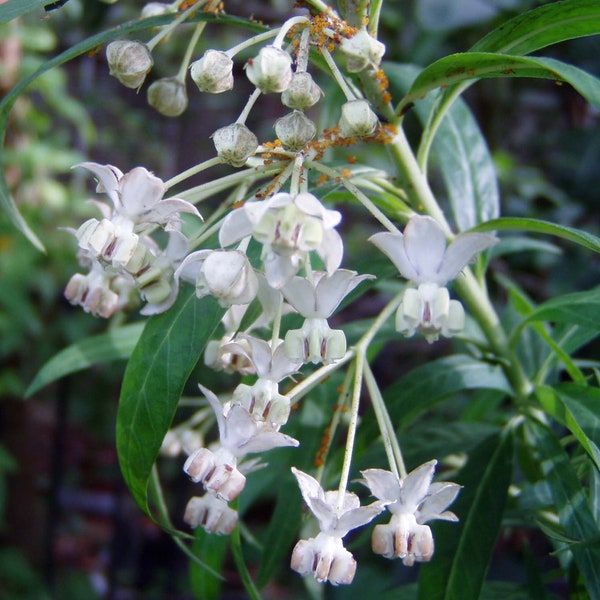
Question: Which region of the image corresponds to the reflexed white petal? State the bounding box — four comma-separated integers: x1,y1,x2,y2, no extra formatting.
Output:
281,276,316,315
418,482,461,523
397,460,437,513
239,429,299,454
361,468,402,502
436,232,498,284
75,162,122,207
291,467,325,507
335,503,385,536
198,384,227,442
221,404,258,451
315,270,373,317
174,250,211,284
403,216,447,281
369,231,419,281
318,228,344,274
138,198,201,226
264,250,302,288
219,207,254,247
119,166,165,214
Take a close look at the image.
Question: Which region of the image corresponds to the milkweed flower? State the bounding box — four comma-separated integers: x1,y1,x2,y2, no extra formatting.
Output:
184,494,238,535
370,215,497,342
282,269,374,364
362,460,460,566
290,468,386,585
219,192,343,289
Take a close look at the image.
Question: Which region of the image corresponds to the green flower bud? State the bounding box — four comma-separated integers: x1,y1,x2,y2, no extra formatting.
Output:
140,2,174,18
212,123,258,167
338,99,378,138
245,46,292,93
106,40,153,89
190,49,234,93
147,77,188,117
275,111,316,152
281,72,322,109
340,28,386,73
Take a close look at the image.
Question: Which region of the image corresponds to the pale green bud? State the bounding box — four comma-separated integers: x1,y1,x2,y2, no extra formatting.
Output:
140,2,174,18
106,40,153,89
281,72,322,109
212,123,258,167
338,99,378,138
147,77,188,117
245,46,292,93
190,50,234,93
340,28,386,73
275,111,316,152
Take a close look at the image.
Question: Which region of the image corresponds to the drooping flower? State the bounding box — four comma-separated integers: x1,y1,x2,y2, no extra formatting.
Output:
370,215,497,342
290,467,386,585
190,49,234,94
245,46,293,93
183,385,298,501
362,460,460,566
184,494,238,535
219,192,343,288
281,269,373,364
74,162,200,271
223,335,301,427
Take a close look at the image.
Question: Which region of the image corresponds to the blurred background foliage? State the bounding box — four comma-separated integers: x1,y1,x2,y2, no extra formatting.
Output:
0,0,598,597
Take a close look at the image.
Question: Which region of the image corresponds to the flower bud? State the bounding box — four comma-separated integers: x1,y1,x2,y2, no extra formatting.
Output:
147,77,188,117
338,99,378,138
275,111,316,152
106,40,153,89
140,2,174,18
245,46,292,93
340,28,386,73
281,72,322,109
212,123,258,167
285,318,346,365
190,50,234,93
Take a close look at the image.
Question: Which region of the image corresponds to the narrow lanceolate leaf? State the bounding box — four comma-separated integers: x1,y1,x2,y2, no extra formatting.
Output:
471,218,600,254
418,429,514,600
0,0,52,23
471,0,600,55
190,529,228,600
381,355,512,431
25,322,145,397
398,54,600,113
525,418,600,599
535,385,600,472
117,288,224,516
387,63,498,230
522,286,600,333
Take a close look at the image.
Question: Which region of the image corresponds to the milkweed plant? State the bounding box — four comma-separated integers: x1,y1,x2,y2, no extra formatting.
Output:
4,0,600,597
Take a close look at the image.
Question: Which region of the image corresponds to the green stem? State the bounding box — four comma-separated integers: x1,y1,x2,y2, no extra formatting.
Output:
147,0,208,51
231,523,263,600
177,21,206,81
164,156,223,190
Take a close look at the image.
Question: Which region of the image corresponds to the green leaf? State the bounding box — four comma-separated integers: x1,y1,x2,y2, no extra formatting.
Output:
418,429,514,600
525,418,600,599
382,355,512,430
471,217,600,254
471,0,600,55
535,385,600,472
256,475,303,588
189,529,228,600
25,323,144,397
387,63,498,230
398,54,600,113
117,288,224,516
522,286,600,333
0,0,52,23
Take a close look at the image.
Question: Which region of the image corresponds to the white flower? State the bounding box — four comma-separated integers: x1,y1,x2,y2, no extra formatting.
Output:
223,336,301,426
362,460,460,566
219,192,343,288
184,384,299,500
175,249,258,307
74,162,200,270
290,467,385,585
106,40,153,89
282,270,373,364
370,215,497,341
184,494,238,535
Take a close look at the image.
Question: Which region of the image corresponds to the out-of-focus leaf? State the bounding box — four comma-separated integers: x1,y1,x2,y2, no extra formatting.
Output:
387,63,499,230
117,288,224,516
418,429,514,600
472,218,600,254
0,0,52,23
397,54,600,114
189,529,228,600
380,355,512,431
25,323,144,397
525,418,600,599
521,287,600,333
536,385,600,471
471,0,600,55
